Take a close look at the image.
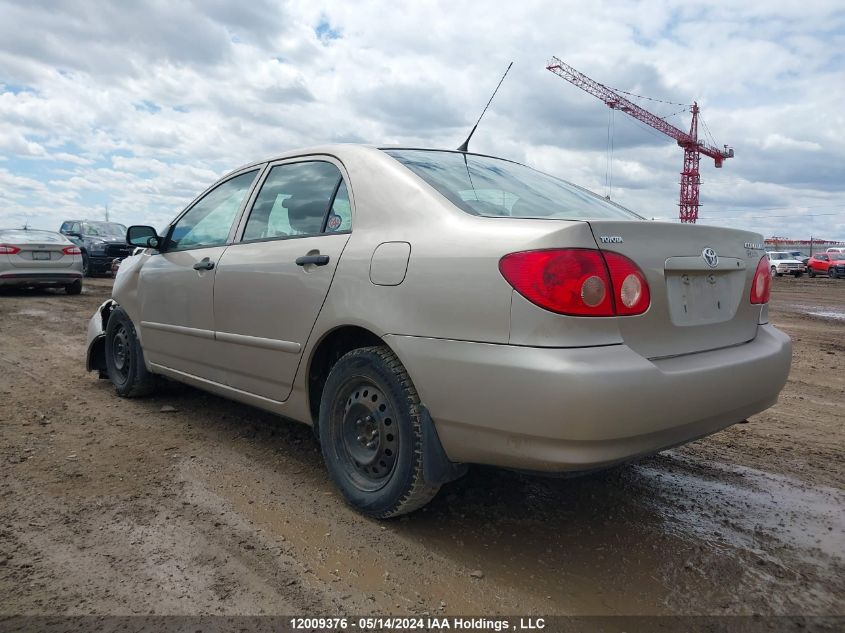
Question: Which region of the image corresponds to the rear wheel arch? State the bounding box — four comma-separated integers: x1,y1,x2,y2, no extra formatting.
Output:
307,325,385,426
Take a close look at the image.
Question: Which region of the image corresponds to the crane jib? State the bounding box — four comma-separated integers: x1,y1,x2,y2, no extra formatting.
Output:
546,56,733,224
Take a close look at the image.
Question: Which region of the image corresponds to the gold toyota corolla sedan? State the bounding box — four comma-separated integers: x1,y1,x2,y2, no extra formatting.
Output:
85,145,792,517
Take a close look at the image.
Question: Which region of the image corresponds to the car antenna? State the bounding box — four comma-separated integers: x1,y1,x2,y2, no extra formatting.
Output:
457,61,513,153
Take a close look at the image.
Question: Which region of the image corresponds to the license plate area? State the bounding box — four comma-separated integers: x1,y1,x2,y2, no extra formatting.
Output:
666,272,742,326
32,251,51,260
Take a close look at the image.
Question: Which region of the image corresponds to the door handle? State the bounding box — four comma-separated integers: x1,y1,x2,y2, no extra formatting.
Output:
193,258,215,271
296,254,330,267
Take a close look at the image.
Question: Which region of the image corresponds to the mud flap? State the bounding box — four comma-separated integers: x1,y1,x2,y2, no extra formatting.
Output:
420,405,468,486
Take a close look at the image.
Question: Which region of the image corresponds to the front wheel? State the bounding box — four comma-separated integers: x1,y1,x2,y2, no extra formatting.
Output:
809,269,816,278
318,346,439,518
104,307,156,397
830,268,839,279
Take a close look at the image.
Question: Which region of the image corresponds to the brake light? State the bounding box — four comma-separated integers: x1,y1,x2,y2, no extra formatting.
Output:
750,255,771,304
62,245,82,255
498,249,650,317
0,244,21,255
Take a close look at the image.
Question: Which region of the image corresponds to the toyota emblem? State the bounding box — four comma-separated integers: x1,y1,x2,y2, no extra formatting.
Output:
702,247,719,268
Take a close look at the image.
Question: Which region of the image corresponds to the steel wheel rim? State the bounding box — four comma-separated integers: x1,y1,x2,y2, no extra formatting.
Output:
335,380,399,490
111,325,131,380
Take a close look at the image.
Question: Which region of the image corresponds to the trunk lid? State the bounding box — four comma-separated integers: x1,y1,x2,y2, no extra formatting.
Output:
8,241,74,268
587,220,765,359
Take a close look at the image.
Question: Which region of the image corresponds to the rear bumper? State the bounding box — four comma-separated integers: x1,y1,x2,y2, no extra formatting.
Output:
385,324,792,471
0,271,83,287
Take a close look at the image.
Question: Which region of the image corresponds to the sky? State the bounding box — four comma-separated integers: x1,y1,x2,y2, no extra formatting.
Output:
0,0,843,241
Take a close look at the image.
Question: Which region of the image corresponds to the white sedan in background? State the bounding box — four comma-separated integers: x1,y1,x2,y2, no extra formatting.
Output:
0,228,84,294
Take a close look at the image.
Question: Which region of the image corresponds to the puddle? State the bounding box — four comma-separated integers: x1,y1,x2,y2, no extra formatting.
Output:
633,452,845,566
787,304,845,321
807,310,845,321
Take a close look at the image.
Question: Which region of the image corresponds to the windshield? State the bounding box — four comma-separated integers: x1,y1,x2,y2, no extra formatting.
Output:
768,253,792,260
383,149,641,221
82,222,126,238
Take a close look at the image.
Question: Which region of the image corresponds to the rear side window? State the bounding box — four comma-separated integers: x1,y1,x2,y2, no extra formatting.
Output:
384,149,641,220
242,161,349,241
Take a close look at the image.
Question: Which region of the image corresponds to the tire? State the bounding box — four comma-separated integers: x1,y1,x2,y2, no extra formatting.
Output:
770,266,777,278
829,268,837,279
104,307,156,397
81,251,91,277
318,346,439,518
809,269,816,278
65,280,82,295
794,271,803,278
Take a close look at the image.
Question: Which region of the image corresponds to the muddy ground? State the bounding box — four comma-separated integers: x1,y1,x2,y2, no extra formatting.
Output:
0,276,842,621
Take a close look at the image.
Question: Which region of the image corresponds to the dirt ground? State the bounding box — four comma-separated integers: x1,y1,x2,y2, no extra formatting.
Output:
0,276,842,621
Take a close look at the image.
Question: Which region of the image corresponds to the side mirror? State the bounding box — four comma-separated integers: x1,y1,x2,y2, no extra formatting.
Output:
127,225,161,249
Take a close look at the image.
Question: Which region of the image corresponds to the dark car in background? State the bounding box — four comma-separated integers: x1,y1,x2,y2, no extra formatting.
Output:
59,220,133,276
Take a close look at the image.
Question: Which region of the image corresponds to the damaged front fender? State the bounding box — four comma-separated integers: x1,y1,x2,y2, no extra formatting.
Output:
86,299,116,375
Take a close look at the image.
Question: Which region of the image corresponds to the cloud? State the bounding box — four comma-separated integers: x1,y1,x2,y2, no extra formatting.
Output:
0,0,842,241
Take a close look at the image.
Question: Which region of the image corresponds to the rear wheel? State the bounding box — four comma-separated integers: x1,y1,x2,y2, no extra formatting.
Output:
829,268,837,279
318,346,439,518
65,280,82,295
105,307,156,397
81,251,91,277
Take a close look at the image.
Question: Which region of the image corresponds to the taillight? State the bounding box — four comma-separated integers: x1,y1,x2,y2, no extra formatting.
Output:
62,245,82,255
499,248,650,317
603,252,651,316
0,244,21,255
750,255,771,304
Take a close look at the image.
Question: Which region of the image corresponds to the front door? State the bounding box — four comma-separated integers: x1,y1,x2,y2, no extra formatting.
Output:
138,169,260,381
212,159,354,401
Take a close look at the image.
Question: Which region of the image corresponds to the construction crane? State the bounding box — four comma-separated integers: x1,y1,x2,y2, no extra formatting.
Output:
546,56,733,223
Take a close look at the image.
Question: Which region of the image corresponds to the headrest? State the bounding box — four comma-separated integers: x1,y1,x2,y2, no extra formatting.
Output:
283,198,327,234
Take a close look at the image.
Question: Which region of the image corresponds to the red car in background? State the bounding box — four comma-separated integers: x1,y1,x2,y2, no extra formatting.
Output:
807,253,845,278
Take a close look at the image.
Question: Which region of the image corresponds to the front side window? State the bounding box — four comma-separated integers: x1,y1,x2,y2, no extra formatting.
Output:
167,170,259,251
383,149,641,221
242,161,348,241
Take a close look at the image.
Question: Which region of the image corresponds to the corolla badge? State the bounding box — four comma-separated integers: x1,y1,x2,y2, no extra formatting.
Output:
702,247,719,268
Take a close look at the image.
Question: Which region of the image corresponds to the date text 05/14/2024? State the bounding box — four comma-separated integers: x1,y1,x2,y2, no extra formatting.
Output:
289,617,546,631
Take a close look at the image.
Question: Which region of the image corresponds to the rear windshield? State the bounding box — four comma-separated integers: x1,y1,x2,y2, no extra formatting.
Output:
383,149,641,220
0,229,67,243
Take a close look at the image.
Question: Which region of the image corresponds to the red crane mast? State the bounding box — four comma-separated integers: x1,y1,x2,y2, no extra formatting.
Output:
546,56,733,223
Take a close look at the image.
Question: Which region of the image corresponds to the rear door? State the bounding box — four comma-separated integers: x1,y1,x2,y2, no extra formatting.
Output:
586,220,765,359
137,168,261,380
211,158,353,401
